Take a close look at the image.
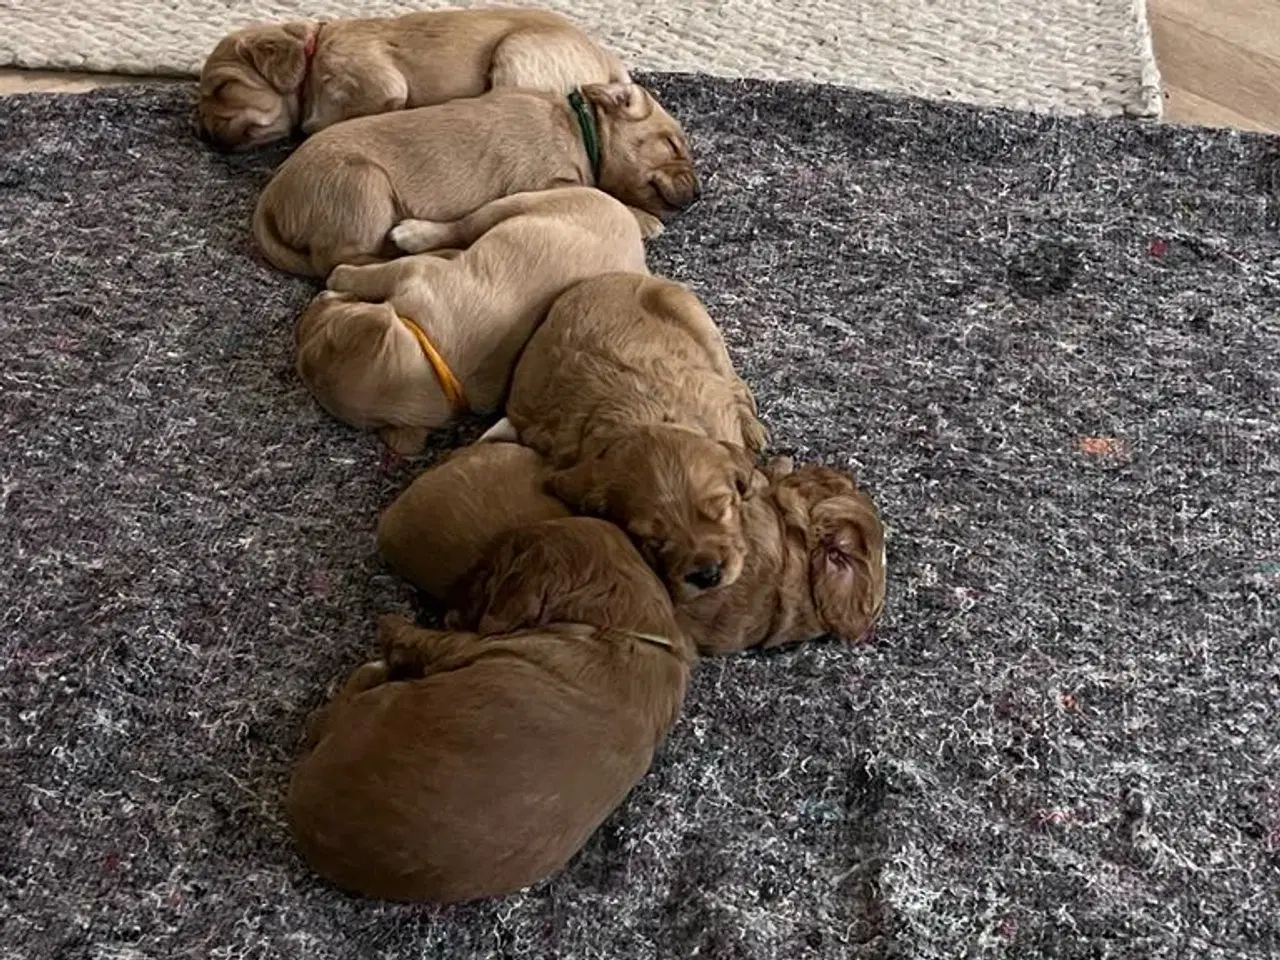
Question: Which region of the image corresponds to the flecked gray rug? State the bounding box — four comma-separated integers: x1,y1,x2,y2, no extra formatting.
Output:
1,77,1277,960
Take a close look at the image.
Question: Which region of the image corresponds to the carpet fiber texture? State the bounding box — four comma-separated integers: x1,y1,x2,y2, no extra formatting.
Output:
0,0,1163,119
2,77,1278,959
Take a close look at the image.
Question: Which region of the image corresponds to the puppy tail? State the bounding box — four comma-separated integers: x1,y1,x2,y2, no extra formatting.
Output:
252,194,320,278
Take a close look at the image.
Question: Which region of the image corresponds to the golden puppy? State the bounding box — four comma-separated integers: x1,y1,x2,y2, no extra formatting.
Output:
377,441,570,603
287,517,694,902
197,8,627,150
253,83,696,277
675,456,888,654
294,187,650,454
379,448,887,653
502,272,765,601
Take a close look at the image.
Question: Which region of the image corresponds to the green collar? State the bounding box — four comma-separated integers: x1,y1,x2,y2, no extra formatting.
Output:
567,90,601,183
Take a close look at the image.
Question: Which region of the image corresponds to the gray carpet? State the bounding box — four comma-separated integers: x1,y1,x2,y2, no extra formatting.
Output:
2,75,1278,960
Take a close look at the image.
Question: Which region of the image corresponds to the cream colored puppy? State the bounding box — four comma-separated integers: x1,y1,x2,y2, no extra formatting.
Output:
294,187,649,455
253,82,696,277
197,8,627,150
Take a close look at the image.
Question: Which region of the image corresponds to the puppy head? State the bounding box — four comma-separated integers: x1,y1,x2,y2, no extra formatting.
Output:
294,292,441,454
776,465,887,643
548,426,762,601
196,21,314,150
583,82,701,217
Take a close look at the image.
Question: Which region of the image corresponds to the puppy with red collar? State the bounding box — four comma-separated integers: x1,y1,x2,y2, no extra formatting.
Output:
196,7,627,151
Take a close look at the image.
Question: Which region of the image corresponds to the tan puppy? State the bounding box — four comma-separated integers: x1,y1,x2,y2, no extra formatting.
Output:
294,188,649,454
197,8,627,150
287,517,694,902
502,272,766,601
377,441,570,603
253,83,696,277
379,448,887,653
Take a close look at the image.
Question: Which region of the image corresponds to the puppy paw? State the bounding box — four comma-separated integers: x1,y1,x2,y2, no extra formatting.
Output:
326,264,357,292
476,416,519,444
389,219,453,253
629,207,665,239
763,454,795,480
741,415,769,454
380,424,429,456
342,659,389,695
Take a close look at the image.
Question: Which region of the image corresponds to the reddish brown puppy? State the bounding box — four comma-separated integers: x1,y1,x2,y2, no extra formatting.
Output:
287,516,693,902
378,446,887,653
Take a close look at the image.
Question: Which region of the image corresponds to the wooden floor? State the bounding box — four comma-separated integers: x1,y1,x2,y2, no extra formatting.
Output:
1,1,1278,132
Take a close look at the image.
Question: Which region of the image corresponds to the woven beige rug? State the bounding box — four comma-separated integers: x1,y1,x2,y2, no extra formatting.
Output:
0,0,1162,118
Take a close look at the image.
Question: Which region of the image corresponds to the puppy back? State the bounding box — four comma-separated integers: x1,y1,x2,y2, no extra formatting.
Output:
379,443,570,601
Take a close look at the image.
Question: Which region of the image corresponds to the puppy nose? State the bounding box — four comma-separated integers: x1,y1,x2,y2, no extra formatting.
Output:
689,178,703,203
684,561,722,590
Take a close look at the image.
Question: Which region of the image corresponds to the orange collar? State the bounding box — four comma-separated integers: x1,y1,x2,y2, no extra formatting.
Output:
398,316,468,412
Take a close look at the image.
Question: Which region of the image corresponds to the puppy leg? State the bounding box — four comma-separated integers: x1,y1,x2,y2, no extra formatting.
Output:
489,28,627,90
389,192,547,253
302,658,390,748
627,206,665,239
379,425,429,457
326,259,418,301
376,614,480,676
733,381,769,453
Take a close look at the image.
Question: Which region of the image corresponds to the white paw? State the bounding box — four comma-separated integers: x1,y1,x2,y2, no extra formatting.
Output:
631,209,665,239
477,416,519,443
389,219,452,253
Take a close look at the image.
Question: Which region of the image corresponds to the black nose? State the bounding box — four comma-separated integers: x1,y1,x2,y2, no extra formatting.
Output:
684,562,722,590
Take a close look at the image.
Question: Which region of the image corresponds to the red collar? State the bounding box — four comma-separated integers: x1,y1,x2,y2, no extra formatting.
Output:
302,24,320,64
297,23,323,120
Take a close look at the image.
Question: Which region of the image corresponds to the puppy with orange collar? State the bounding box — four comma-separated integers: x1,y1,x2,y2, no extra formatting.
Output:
294,187,649,455
197,8,627,151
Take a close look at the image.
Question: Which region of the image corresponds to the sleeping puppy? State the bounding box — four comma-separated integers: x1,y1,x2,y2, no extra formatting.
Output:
197,8,627,151
294,187,649,455
253,83,695,277
378,447,887,653
287,516,694,902
503,272,766,601
675,456,887,654
377,441,570,603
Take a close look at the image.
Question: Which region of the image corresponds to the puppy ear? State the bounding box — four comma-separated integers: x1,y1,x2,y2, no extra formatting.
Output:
721,443,766,500
380,425,428,456
811,496,887,642
547,458,610,514
237,24,310,92
583,82,650,120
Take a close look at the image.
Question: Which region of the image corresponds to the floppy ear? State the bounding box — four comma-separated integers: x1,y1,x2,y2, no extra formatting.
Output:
546,458,611,514
583,82,650,120
810,496,887,642
721,443,766,500
237,25,310,92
